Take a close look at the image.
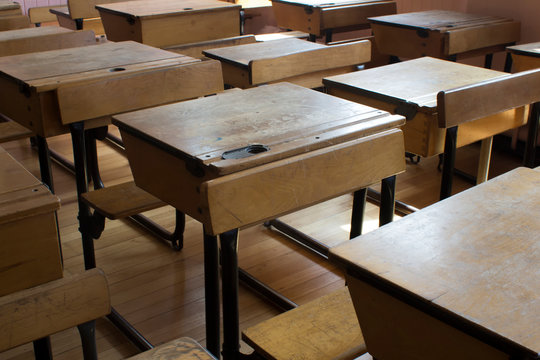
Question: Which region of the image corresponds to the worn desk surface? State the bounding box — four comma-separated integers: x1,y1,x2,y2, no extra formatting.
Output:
0,0,20,15
113,82,405,359
369,10,520,60
0,41,215,137
271,0,395,39
330,167,540,359
203,37,370,88
0,27,96,57
96,0,241,48
508,42,540,71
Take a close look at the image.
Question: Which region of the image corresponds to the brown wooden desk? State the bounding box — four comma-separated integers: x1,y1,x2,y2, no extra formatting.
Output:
271,0,396,42
369,10,520,69
112,82,406,359
507,42,540,168
96,0,241,48
330,167,540,360
0,0,29,31
203,37,370,88
324,56,539,199
0,26,95,57
0,0,20,16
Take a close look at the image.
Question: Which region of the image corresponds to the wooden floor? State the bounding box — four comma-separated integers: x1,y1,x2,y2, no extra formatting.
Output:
0,129,524,360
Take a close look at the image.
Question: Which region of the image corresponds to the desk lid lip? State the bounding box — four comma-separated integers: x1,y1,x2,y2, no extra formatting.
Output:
113,83,405,175
0,185,60,224
48,6,70,16
0,0,20,10
0,26,73,41
507,42,540,58
368,10,513,32
95,0,241,18
271,0,391,8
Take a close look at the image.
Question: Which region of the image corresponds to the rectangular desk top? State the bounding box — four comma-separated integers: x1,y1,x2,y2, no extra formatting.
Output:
507,42,540,58
271,0,389,9
113,82,404,176
95,0,241,18
203,38,326,67
324,57,504,113
369,10,514,31
0,40,196,91
330,167,540,358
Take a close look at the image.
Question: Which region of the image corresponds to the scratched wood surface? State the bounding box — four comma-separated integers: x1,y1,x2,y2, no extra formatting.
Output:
330,167,540,358
128,338,216,360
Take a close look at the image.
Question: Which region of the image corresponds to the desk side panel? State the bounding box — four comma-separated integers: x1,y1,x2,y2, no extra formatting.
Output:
511,53,540,72
370,23,444,59
446,21,520,56
321,1,396,30
271,1,322,36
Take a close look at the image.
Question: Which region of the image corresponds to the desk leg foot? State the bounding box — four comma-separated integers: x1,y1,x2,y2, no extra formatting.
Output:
77,320,98,360
204,232,221,358
440,126,458,200
350,188,367,239
220,229,240,360
35,135,54,193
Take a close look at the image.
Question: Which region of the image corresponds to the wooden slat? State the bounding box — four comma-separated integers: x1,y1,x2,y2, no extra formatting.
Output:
243,287,366,360
0,269,110,352
56,59,224,124
438,68,540,128
0,15,29,31
27,5,65,24
81,182,165,220
249,40,370,85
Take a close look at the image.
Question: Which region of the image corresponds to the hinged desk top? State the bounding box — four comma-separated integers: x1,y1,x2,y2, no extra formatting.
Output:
95,0,240,19
324,57,504,114
113,82,404,176
369,10,514,31
0,0,19,12
330,167,540,358
507,42,540,58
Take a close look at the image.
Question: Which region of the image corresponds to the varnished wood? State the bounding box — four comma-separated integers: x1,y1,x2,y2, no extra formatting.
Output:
369,10,520,59
0,27,96,57
27,6,65,25
330,167,540,359
0,0,20,15
203,38,370,88
0,119,32,142
0,268,110,352
0,41,219,137
96,0,241,48
243,287,365,360
164,35,256,59
127,338,216,360
271,0,396,37
507,42,540,72
324,57,529,157
0,14,30,31
81,182,165,220
51,7,106,35
0,149,62,297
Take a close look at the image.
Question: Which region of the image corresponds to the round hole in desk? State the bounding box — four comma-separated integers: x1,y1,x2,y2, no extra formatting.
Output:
110,67,126,72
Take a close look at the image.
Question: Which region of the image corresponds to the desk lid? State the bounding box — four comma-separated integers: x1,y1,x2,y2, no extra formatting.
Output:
0,0,20,11
113,82,404,175
96,0,240,18
0,26,72,42
203,38,325,67
0,41,198,91
507,42,540,58
271,0,390,8
330,167,540,357
324,57,505,114
369,10,513,31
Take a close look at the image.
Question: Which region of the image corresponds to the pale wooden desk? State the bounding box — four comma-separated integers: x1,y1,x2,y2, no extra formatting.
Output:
330,167,540,360
324,56,539,199
507,42,540,168
112,82,406,360
96,0,241,48
271,0,396,42
0,41,223,350
0,26,95,57
203,37,370,88
369,10,520,69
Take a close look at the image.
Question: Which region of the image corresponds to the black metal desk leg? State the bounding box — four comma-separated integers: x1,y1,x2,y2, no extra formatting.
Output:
349,188,367,239
524,102,539,168
379,175,396,226
440,126,458,200
484,53,493,69
78,320,98,360
35,135,54,193
204,231,221,358
219,229,240,360
33,337,52,360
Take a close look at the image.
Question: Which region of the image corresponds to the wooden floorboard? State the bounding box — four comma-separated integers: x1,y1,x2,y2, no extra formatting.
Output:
0,129,523,359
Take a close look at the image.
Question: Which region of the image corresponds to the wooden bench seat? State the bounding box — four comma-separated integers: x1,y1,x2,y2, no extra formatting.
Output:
242,287,366,360
127,337,217,360
28,5,65,26
81,181,166,220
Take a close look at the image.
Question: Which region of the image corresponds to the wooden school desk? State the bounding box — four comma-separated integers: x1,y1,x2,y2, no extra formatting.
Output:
0,26,96,57
330,166,540,360
0,41,223,350
50,6,105,36
203,37,370,88
507,42,540,168
0,0,29,31
368,10,520,69
324,56,540,199
271,0,396,42
112,82,406,359
96,0,241,48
